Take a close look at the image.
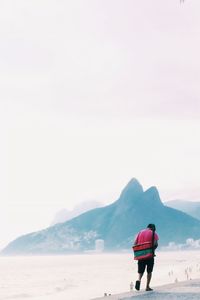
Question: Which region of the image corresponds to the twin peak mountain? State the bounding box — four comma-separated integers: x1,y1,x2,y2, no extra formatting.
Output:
2,178,200,255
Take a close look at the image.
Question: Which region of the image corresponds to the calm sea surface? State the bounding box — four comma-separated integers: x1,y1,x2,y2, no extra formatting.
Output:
0,251,200,300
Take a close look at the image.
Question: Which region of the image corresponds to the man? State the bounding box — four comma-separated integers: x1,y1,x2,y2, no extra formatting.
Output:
133,224,159,291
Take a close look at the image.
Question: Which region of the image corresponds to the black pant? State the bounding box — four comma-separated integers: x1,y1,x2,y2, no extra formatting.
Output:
138,258,154,274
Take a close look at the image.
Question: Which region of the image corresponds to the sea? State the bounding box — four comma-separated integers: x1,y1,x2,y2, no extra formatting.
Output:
0,251,200,300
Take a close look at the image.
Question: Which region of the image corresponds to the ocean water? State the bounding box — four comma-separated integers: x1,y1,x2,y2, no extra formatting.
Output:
0,251,200,300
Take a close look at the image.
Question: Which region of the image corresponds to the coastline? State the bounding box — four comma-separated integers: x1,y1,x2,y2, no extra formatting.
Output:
92,279,200,300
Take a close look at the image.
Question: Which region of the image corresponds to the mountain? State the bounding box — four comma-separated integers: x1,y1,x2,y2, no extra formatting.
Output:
165,200,200,220
51,201,103,225
2,178,200,255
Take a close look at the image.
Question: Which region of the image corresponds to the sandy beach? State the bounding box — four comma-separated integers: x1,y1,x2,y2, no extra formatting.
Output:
92,279,200,300
0,251,199,300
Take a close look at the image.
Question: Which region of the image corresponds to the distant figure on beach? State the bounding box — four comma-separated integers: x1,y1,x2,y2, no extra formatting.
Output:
132,224,159,291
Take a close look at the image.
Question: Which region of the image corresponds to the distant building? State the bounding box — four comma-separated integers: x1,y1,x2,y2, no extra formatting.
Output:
95,239,104,252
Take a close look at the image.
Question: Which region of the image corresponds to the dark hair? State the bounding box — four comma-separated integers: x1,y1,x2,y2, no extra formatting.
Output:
147,224,156,231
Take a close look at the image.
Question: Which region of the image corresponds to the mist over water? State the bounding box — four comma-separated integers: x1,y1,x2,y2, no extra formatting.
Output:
0,251,200,300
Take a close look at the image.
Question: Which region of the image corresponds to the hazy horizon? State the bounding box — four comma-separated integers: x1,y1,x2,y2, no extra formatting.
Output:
1,0,200,249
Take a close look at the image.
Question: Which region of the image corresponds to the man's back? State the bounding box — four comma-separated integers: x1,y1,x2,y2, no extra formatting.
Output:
135,228,159,245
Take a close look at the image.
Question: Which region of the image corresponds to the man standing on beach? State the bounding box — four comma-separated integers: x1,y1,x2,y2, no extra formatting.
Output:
133,224,159,291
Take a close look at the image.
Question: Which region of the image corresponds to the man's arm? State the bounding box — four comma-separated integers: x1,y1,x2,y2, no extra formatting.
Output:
154,240,158,249
154,233,159,249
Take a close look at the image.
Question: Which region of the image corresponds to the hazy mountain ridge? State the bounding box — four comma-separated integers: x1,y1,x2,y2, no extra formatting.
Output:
2,178,200,255
165,200,200,220
51,201,103,225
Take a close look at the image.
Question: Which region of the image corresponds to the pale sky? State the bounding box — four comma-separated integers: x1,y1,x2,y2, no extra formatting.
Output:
1,0,200,249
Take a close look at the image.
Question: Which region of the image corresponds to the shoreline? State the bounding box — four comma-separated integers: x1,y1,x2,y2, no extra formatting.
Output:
92,279,200,300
